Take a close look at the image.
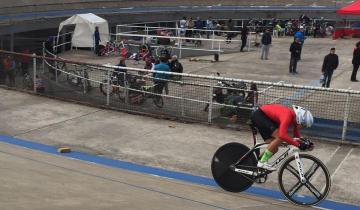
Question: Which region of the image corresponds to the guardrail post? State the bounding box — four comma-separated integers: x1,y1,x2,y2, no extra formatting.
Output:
218,41,221,60
211,30,215,49
124,73,129,104
42,42,45,73
32,54,37,93
341,91,351,141
181,80,185,118
207,83,214,123
54,55,58,83
106,70,111,106
179,38,182,59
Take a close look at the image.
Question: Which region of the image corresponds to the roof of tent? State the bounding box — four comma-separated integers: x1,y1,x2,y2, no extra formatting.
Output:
58,13,109,48
337,0,360,15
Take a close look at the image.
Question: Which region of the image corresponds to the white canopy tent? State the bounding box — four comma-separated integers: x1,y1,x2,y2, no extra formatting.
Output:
58,13,109,48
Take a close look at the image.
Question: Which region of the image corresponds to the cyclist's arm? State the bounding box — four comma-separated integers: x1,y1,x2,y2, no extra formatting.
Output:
293,125,301,138
278,119,300,147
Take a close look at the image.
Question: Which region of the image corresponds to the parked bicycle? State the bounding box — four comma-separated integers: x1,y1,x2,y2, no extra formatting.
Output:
155,45,173,59
22,72,33,90
126,77,164,108
99,41,121,56
66,64,92,93
99,71,127,101
211,122,331,206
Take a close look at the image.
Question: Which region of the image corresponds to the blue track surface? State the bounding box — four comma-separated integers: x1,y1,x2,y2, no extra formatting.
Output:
0,134,359,210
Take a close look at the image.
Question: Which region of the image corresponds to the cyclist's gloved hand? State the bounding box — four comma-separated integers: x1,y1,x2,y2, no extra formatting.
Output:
298,142,309,151
298,139,314,151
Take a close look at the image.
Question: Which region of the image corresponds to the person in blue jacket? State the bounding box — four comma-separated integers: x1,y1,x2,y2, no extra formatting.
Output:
154,55,171,96
294,26,306,60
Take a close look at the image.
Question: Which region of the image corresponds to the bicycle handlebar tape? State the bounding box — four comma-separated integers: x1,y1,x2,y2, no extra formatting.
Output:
57,147,71,153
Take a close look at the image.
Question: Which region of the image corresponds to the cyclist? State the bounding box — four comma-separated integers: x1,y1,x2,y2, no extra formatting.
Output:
251,104,314,171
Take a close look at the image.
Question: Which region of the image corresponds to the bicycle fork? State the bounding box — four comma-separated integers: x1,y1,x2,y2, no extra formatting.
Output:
294,152,306,184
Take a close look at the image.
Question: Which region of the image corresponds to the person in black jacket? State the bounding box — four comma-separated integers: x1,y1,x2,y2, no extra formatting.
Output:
169,55,183,80
261,29,272,60
321,48,339,88
289,38,302,74
351,42,360,82
240,26,248,52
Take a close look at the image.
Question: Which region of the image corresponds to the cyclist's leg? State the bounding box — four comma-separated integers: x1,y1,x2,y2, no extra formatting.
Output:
251,109,279,169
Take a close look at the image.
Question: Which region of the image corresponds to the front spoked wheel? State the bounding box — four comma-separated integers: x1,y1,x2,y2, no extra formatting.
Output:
278,154,331,206
211,142,257,192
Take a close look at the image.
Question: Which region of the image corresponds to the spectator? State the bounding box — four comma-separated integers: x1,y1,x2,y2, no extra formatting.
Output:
114,56,127,85
226,19,235,44
179,17,187,37
294,26,306,60
144,56,155,71
289,38,302,74
274,23,282,38
154,56,171,96
3,55,15,87
20,48,30,75
240,26,249,52
194,17,203,31
321,48,339,88
185,17,194,40
94,26,101,56
169,55,183,80
206,17,214,39
0,55,5,84
245,83,258,106
351,41,360,82
261,29,272,60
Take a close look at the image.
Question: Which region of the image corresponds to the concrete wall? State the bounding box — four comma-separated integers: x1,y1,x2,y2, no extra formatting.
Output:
0,0,348,15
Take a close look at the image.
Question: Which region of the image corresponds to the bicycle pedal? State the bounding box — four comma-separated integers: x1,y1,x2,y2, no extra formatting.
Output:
255,175,267,184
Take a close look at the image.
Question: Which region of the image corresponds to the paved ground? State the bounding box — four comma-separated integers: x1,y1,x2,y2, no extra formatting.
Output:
60,37,360,90
0,88,359,208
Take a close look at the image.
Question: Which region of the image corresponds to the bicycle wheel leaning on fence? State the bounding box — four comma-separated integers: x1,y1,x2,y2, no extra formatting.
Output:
66,65,92,93
22,72,34,90
155,45,173,59
99,72,127,102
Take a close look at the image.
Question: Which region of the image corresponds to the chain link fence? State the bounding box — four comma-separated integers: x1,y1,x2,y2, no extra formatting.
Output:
0,49,359,142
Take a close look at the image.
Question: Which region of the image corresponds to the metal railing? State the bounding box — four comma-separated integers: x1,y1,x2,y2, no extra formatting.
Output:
0,49,359,142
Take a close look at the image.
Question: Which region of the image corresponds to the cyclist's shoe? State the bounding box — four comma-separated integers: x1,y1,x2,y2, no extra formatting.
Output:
257,162,276,171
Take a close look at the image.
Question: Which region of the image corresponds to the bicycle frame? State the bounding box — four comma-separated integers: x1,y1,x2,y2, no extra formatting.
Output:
233,126,306,182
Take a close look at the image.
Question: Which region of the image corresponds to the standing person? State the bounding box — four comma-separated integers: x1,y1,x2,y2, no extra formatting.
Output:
206,17,213,39
226,19,235,44
0,55,5,84
154,55,171,97
179,17,187,37
351,41,360,82
94,26,101,56
20,48,30,75
294,26,306,60
185,17,194,41
3,55,15,87
321,48,339,88
169,55,183,80
274,23,282,38
260,29,272,60
240,26,249,52
289,38,302,74
114,56,127,85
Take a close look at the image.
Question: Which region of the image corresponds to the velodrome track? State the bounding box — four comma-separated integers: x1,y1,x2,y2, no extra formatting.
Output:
0,88,359,210
0,135,358,210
